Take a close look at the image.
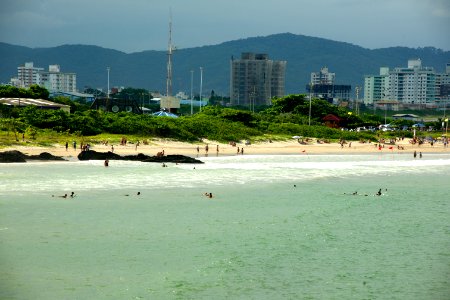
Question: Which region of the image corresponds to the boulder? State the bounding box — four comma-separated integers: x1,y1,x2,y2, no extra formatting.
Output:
0,150,66,163
0,150,27,163
77,150,203,164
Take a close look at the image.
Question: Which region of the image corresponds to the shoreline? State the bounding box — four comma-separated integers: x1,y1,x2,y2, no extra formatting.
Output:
1,138,449,160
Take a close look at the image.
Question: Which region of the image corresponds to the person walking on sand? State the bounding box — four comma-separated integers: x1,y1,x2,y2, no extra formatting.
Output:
65,141,68,151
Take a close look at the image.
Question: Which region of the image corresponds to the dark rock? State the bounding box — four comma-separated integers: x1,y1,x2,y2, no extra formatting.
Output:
28,152,66,161
77,150,123,161
77,150,203,164
0,150,66,163
0,150,27,163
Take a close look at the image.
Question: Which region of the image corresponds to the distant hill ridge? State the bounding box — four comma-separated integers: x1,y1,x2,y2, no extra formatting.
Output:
1,33,449,96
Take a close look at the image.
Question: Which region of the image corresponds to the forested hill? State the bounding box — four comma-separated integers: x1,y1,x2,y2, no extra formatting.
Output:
1,33,449,95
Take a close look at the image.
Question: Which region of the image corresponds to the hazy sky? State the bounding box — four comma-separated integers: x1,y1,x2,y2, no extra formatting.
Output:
1,0,449,53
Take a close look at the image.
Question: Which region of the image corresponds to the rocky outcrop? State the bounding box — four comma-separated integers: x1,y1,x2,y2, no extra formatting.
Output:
0,150,66,163
77,150,203,164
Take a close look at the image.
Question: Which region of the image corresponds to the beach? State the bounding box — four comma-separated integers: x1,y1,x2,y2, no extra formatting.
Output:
2,137,448,159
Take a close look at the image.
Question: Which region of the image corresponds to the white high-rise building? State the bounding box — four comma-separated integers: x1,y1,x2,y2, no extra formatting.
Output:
15,62,76,93
311,67,335,85
41,65,77,93
363,67,389,105
17,62,44,87
388,59,436,107
364,59,442,109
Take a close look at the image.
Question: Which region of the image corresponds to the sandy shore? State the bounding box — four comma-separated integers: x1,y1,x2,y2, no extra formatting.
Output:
2,138,448,159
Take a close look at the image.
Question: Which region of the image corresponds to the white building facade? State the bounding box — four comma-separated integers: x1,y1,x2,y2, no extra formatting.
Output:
17,62,44,87
364,59,444,109
13,62,77,93
311,67,335,85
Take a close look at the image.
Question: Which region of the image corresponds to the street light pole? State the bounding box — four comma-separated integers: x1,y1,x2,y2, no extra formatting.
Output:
199,67,203,112
308,82,313,126
190,70,194,115
107,67,110,99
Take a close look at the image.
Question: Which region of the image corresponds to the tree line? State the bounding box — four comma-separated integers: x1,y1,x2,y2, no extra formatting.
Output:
1,85,442,143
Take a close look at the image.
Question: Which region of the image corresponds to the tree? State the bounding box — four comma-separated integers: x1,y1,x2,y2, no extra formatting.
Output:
29,85,50,99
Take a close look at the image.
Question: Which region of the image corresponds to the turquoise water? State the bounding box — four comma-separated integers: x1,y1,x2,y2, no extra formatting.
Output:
1,153,449,299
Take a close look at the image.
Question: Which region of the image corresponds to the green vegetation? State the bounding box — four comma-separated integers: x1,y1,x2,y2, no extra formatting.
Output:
2,86,446,150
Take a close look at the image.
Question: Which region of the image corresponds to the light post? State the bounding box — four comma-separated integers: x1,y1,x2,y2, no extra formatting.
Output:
199,67,203,112
190,70,194,115
107,67,110,99
355,86,361,116
308,82,313,126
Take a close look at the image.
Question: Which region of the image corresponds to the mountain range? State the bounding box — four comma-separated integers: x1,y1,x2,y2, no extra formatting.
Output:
1,33,449,96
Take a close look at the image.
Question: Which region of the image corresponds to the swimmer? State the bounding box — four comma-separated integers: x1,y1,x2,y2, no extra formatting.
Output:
376,188,382,196
70,192,75,198
52,194,67,198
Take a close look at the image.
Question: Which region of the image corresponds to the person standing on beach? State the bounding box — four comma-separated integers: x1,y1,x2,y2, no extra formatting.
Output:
73,141,77,151
414,150,417,158
65,142,68,151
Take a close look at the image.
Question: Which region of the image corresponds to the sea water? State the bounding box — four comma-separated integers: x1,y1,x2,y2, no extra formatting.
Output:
0,153,449,299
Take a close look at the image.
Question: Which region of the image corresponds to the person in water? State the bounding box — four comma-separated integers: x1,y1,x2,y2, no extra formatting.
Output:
52,194,68,198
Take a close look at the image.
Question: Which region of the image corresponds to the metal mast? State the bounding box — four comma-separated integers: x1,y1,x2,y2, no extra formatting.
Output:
166,10,173,97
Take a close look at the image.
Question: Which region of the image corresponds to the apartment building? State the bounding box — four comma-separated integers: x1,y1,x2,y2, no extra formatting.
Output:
364,59,446,109
230,53,286,108
307,67,351,102
311,67,335,85
13,62,77,93
17,62,44,87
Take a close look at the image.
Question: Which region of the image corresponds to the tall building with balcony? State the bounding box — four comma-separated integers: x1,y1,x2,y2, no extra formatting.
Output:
311,67,335,85
41,65,77,93
14,62,76,93
230,53,286,108
364,59,444,109
307,67,351,102
17,62,44,87
363,67,390,105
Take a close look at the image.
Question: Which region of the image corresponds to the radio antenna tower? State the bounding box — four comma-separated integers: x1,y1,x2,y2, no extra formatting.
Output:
166,9,174,97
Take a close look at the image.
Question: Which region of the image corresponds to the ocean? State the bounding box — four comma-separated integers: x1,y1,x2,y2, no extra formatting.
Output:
1,153,449,299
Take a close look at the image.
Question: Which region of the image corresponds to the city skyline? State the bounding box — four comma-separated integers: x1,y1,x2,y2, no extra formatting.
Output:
1,0,449,53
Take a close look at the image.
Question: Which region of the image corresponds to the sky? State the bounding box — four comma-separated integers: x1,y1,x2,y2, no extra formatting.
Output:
0,0,449,53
